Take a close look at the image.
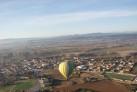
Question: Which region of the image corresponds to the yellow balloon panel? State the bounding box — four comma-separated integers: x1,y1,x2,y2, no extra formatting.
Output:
59,62,68,79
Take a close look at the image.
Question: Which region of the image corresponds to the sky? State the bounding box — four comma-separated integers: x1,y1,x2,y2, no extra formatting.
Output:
0,0,137,39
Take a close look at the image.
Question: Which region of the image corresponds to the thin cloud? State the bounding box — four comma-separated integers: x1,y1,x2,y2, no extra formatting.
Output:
24,10,137,26
0,0,55,14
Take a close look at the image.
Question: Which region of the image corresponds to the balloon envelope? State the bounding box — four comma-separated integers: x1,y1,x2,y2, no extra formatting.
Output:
59,60,73,79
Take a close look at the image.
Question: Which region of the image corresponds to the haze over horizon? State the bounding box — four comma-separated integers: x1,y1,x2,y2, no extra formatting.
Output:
0,0,137,39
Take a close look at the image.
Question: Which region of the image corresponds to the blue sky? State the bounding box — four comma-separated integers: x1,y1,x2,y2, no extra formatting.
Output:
0,0,137,39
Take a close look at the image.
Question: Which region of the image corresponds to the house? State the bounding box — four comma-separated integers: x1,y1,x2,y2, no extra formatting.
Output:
39,78,53,87
76,65,88,70
43,78,53,86
20,76,29,80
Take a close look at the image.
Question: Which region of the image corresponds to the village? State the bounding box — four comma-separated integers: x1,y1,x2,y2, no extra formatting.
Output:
0,54,137,92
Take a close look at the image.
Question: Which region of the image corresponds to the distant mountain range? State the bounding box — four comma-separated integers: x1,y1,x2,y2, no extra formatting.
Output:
0,32,137,47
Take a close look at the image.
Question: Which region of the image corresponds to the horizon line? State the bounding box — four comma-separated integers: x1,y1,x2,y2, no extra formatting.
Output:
0,31,137,41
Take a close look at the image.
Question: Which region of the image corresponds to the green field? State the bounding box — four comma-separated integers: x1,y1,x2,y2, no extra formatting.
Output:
0,79,36,91
0,85,14,91
104,73,135,81
13,79,36,90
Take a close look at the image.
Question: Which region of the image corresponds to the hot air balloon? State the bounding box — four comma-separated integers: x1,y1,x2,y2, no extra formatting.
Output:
59,60,74,80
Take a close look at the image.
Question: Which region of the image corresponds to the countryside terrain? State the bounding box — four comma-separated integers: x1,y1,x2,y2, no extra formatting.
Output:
0,33,137,92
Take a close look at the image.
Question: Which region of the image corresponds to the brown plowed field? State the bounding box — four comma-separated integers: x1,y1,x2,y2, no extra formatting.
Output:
53,80,130,92
43,69,131,92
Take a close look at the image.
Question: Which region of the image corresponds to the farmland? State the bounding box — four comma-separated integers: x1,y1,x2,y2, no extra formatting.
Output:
104,73,135,81
0,33,137,92
0,79,36,91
